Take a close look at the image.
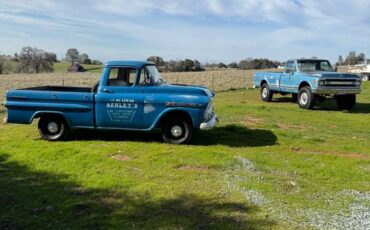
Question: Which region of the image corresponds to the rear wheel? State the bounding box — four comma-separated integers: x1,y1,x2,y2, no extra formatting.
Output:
162,117,193,144
336,94,356,110
298,86,315,109
38,116,69,141
261,83,273,102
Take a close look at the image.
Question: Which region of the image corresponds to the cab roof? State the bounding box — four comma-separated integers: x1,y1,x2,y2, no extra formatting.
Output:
105,60,155,68
288,58,329,62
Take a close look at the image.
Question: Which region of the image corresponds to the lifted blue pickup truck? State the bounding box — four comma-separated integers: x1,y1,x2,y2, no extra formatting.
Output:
5,61,218,144
253,59,362,109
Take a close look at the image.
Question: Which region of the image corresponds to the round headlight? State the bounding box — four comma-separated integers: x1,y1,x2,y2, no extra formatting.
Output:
319,80,325,86
355,81,361,86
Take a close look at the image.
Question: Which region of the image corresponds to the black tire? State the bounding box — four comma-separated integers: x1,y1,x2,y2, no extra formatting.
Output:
336,94,356,110
292,93,298,102
298,86,315,109
38,115,69,141
261,83,273,102
162,116,193,144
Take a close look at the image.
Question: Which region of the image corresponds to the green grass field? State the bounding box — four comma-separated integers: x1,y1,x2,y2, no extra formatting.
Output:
0,82,369,229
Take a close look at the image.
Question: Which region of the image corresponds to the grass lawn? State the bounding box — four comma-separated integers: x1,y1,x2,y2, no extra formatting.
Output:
0,82,369,229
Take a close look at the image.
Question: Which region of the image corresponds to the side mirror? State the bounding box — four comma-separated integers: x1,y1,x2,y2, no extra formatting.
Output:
334,67,338,72
285,69,294,74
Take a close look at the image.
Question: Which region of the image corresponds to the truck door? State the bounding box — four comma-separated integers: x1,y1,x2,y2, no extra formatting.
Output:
280,60,297,93
95,67,144,129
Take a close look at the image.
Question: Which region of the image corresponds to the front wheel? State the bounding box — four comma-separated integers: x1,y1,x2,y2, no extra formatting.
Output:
336,94,356,110
298,86,315,109
38,116,69,141
361,75,369,81
261,83,273,102
162,117,193,144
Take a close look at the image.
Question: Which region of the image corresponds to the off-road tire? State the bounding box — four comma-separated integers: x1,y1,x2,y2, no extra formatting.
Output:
261,83,273,102
298,86,315,109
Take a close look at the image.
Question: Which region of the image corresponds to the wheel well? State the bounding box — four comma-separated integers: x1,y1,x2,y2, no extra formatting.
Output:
33,113,68,125
260,80,267,87
299,81,310,90
156,110,193,129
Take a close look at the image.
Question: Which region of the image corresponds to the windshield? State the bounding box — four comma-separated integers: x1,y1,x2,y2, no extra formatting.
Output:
297,60,334,72
141,65,165,85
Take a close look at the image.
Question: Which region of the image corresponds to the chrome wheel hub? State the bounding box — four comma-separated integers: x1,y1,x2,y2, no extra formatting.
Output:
262,88,268,98
300,92,308,105
171,125,183,137
47,122,59,134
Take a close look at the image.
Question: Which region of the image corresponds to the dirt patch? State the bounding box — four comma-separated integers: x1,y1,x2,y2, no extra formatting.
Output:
176,165,211,172
109,154,134,161
277,123,307,130
244,116,263,127
291,147,369,160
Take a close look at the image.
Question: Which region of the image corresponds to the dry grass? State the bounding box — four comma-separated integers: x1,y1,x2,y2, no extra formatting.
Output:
0,69,267,103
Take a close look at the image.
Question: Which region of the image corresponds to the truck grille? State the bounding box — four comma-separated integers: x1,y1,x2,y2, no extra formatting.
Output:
324,79,357,87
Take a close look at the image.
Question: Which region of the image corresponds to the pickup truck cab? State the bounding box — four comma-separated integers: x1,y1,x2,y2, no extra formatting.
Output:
253,59,362,109
4,61,218,144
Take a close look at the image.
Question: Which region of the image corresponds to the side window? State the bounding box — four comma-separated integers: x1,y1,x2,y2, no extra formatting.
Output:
285,61,296,72
107,67,137,87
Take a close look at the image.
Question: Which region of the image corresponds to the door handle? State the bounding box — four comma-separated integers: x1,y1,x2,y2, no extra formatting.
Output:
102,88,112,93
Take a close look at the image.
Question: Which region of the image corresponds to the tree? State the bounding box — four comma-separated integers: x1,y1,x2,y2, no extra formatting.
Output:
79,53,91,64
19,47,54,73
218,62,227,68
0,57,5,74
357,53,366,63
65,48,80,64
228,62,238,68
337,55,344,65
147,56,165,66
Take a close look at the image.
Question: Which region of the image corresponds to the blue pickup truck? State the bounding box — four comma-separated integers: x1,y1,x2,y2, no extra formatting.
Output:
4,61,218,144
253,59,362,109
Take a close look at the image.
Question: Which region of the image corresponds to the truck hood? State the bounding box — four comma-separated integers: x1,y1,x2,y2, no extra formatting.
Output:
304,72,360,79
156,83,214,98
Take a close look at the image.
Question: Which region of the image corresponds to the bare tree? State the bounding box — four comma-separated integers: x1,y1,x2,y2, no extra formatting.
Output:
65,48,80,64
19,47,54,73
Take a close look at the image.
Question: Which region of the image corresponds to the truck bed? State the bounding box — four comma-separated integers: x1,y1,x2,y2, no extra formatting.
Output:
18,85,93,93
5,86,95,128
253,71,283,91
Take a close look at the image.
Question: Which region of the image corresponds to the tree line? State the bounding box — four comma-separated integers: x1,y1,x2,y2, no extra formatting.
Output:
147,56,281,72
337,51,368,66
0,47,101,74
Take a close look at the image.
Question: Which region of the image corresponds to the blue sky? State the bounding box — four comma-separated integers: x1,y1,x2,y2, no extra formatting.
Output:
0,0,369,63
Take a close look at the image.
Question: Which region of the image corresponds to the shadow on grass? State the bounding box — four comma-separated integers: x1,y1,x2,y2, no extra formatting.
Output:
272,96,370,114
193,125,277,147
66,125,277,147
0,154,275,229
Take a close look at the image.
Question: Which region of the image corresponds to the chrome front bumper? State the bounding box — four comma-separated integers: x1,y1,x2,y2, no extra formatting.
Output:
200,114,218,130
313,88,361,95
